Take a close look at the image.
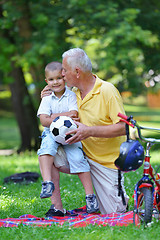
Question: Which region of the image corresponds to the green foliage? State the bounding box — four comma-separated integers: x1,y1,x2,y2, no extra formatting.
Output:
0,0,70,88
1,0,160,151
1,0,160,95
57,0,160,94
0,0,160,102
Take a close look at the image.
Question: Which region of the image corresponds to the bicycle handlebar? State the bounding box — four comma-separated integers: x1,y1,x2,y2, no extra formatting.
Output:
118,112,128,120
118,112,160,144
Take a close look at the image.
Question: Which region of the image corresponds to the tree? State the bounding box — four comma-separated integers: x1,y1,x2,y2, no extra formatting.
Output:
9,63,40,152
61,0,160,94
0,0,71,151
0,1,59,151
0,2,40,152
0,0,160,151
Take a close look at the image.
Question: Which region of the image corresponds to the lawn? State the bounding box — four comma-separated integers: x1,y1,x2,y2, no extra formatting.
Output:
1,151,160,240
0,97,160,239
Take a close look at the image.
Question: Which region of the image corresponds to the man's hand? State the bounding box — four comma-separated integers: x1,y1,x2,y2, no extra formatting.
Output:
41,85,52,98
65,121,90,144
65,121,126,144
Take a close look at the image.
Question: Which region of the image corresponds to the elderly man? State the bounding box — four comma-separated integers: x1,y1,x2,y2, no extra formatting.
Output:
41,48,129,217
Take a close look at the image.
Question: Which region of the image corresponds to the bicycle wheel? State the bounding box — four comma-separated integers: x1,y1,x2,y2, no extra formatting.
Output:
133,187,153,226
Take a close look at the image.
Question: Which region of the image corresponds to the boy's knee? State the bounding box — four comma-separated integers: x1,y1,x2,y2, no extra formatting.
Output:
58,166,70,174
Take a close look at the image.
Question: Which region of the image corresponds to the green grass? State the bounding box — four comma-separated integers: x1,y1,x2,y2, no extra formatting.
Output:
0,96,160,239
124,104,160,126
0,93,20,150
0,116,20,149
1,152,160,239
0,152,86,218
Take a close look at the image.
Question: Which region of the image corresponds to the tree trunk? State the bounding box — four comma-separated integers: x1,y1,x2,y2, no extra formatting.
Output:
0,4,41,152
16,1,44,101
9,63,41,152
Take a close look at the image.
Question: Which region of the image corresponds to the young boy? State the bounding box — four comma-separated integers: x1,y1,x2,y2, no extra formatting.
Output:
37,61,99,215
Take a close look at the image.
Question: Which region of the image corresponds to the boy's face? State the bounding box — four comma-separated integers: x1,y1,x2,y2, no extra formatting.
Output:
45,69,65,97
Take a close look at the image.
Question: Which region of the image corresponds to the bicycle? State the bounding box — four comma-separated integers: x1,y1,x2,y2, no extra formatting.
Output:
117,112,160,226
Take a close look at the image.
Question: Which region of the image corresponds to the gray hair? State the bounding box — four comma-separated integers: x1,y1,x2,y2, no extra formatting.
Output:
62,48,92,72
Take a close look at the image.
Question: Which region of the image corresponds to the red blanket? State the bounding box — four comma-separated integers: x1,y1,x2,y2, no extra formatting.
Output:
0,206,133,228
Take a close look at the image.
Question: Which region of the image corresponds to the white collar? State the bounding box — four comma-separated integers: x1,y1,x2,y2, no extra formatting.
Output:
51,87,70,99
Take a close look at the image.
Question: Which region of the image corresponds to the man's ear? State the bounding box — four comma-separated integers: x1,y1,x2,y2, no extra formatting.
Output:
75,67,81,78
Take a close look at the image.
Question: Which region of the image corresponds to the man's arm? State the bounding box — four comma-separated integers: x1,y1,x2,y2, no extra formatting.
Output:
40,110,78,128
65,121,126,144
41,85,52,98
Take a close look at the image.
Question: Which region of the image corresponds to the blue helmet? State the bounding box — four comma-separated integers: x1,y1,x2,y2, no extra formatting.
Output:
115,140,144,172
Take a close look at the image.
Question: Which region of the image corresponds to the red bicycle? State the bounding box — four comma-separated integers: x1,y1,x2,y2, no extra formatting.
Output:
118,113,160,226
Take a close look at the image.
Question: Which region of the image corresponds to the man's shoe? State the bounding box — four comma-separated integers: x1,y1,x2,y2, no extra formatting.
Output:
40,181,55,199
85,194,99,213
45,204,65,217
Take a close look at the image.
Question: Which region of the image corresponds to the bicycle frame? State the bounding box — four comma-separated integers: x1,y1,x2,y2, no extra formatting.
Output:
118,112,160,225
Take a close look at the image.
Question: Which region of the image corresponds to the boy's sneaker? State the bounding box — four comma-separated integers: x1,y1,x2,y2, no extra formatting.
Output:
40,181,55,199
45,204,65,217
85,194,99,213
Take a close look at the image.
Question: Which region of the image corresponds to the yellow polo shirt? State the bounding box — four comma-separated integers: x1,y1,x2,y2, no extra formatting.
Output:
73,76,126,169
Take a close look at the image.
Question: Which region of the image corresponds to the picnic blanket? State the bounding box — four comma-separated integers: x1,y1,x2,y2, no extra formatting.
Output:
0,206,133,228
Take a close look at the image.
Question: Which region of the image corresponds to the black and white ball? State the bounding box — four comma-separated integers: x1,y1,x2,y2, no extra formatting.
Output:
50,116,77,145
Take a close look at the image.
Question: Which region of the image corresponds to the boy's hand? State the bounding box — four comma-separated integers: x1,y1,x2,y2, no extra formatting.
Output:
67,112,80,121
50,112,80,122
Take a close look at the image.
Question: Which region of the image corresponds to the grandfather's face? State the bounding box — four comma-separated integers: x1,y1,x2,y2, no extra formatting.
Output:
62,57,77,88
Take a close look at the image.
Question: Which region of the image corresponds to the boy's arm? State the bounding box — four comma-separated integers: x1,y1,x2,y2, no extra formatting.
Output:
39,114,53,127
40,110,78,128
51,110,79,121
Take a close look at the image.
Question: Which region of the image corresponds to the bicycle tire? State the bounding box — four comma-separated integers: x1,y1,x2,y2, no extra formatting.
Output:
133,187,153,226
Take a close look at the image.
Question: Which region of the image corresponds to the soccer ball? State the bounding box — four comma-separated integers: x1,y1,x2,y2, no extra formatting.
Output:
50,116,77,145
